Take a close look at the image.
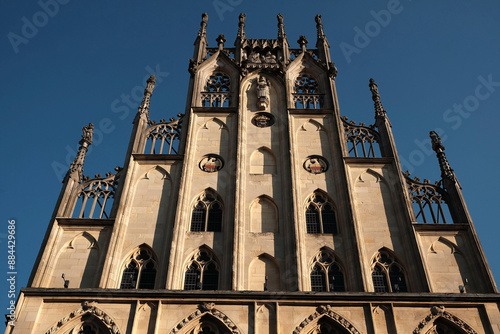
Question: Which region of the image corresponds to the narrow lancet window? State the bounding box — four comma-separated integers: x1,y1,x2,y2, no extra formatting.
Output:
310,249,346,292
305,192,338,234
120,246,157,289
371,250,407,292
190,190,223,232
184,249,220,290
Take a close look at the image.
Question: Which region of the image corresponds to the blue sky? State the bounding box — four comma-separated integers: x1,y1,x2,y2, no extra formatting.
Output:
1,1,499,312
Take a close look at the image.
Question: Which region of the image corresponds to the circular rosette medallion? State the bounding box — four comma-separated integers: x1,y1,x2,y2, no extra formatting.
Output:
199,154,224,173
251,112,275,128
303,156,328,174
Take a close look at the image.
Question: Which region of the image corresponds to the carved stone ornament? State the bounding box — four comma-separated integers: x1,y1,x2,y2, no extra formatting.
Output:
170,304,241,334
44,301,121,334
199,154,224,173
412,306,478,334
303,156,328,174
251,113,274,128
257,75,270,110
293,305,361,334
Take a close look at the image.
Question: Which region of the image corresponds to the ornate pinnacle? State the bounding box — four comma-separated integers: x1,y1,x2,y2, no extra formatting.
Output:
315,14,326,39
430,131,455,180
237,13,246,39
216,34,226,50
66,123,94,183
369,78,386,118
137,75,156,119
198,13,208,37
277,13,286,39
298,35,308,51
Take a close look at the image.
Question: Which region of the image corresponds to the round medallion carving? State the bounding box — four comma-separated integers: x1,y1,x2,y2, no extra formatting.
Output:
303,156,328,174
199,155,224,173
251,113,274,128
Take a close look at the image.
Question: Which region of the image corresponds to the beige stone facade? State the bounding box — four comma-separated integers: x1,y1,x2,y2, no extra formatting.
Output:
8,13,500,334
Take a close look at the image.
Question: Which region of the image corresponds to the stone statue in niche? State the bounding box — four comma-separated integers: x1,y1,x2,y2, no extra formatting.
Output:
249,52,261,63
257,75,270,110
264,51,276,63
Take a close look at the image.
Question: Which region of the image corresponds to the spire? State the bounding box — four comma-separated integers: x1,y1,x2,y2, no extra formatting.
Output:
65,123,94,183
430,131,455,180
237,13,246,40
234,13,246,64
136,75,156,122
192,13,208,65
277,13,286,40
315,14,327,41
369,78,386,118
198,12,208,39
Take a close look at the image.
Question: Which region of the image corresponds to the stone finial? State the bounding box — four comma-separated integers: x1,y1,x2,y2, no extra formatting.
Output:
277,13,286,39
369,78,386,118
237,13,246,39
66,123,94,183
315,14,326,39
216,34,226,50
198,13,208,37
81,123,94,145
137,75,156,119
430,131,455,180
298,35,308,51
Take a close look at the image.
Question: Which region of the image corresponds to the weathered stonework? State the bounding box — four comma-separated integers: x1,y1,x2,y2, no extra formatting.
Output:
8,13,499,334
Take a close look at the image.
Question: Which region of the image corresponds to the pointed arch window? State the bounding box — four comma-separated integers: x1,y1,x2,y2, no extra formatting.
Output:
191,190,223,232
201,72,231,107
184,249,220,290
293,75,322,109
310,249,345,292
305,192,338,234
120,247,157,289
371,250,407,292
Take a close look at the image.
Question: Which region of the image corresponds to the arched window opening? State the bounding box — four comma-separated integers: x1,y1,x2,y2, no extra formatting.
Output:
293,75,322,109
144,116,182,155
342,116,382,158
190,190,223,232
72,176,117,219
371,250,407,292
310,249,346,292
405,174,453,224
305,192,338,234
433,321,469,334
184,249,220,290
201,73,231,107
313,318,349,334
120,247,157,289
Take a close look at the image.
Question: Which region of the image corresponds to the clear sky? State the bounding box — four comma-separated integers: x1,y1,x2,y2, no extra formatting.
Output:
1,1,499,314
